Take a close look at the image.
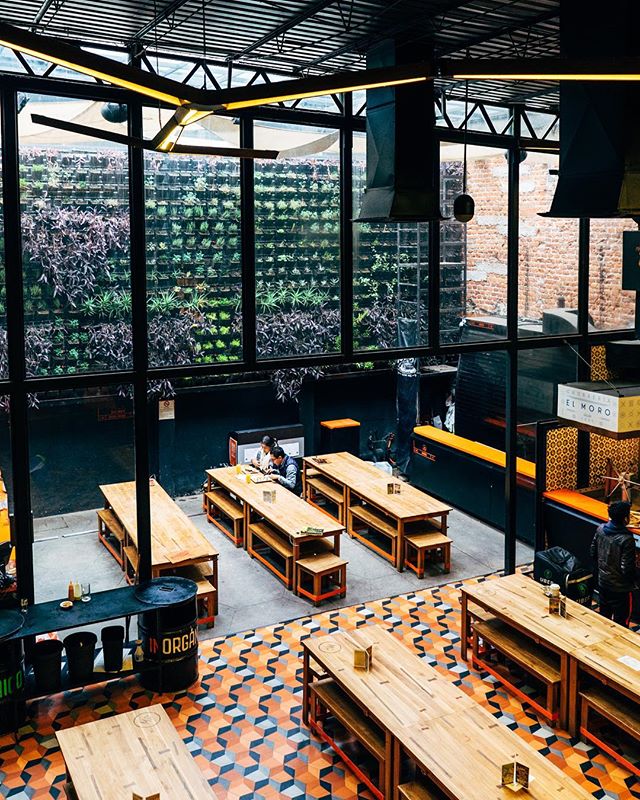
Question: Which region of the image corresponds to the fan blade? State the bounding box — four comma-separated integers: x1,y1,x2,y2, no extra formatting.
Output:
31,114,277,157
276,131,339,159
170,143,278,159
0,20,204,106
31,113,147,148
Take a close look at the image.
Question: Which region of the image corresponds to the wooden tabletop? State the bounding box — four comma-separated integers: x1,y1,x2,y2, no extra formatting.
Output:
574,631,640,697
397,703,593,800
100,481,218,567
56,704,213,799
304,452,452,520
208,467,343,540
304,625,474,731
462,574,619,653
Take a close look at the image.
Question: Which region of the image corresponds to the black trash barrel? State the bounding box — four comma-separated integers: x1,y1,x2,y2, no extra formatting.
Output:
32,639,64,695
101,625,124,673
64,631,97,684
136,577,198,692
0,638,25,734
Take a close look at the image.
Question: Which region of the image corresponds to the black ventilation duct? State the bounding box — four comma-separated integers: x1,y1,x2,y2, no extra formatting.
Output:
543,1,640,218
354,40,443,222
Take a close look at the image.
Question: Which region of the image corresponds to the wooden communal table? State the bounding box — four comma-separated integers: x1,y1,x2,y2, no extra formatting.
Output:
460,574,619,728
57,704,213,799
569,626,640,736
206,466,344,590
303,452,451,571
394,703,593,800
302,625,475,799
100,481,219,586
303,624,593,800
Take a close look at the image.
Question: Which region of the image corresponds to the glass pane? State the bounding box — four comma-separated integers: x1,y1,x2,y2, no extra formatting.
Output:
19,95,131,376
0,110,6,379
254,122,341,359
518,153,579,337
144,111,242,367
440,142,509,344
0,398,15,606
30,386,135,603
589,218,637,331
353,130,429,351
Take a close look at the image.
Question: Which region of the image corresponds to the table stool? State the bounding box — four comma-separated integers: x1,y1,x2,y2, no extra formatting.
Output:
296,553,347,606
404,532,452,577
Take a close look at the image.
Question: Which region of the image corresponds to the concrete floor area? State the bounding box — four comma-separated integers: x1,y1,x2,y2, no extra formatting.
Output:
33,496,533,639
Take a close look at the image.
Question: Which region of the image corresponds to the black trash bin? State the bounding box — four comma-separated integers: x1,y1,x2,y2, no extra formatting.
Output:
534,546,594,605
0,638,26,733
101,625,124,673
136,577,198,692
31,638,64,695
64,631,97,684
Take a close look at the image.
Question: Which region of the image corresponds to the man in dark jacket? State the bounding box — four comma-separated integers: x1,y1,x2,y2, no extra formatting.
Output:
590,500,636,627
268,446,302,496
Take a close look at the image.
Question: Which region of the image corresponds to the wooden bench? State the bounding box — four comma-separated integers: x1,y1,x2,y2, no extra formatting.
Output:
97,508,125,566
296,552,347,605
580,688,640,777
172,563,217,628
398,781,442,800
205,489,244,547
310,678,386,798
473,618,561,726
248,522,294,588
123,545,139,585
348,504,398,565
404,531,452,577
305,476,345,522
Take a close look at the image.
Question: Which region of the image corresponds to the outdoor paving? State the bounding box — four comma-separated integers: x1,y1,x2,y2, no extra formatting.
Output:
32,496,533,639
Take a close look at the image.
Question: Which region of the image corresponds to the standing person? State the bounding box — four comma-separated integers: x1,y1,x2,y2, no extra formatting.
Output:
590,500,636,627
251,435,276,472
268,445,302,496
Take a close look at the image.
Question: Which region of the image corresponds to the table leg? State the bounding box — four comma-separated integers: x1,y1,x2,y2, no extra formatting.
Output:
460,590,469,661
333,532,340,557
293,540,300,592
559,654,569,730
345,488,353,537
302,647,310,725
384,733,393,800
568,657,579,737
441,512,448,537
212,556,219,615
392,737,402,800
396,519,404,572
243,502,250,550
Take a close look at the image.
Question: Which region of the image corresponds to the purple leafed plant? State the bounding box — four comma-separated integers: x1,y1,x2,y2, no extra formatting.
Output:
22,206,129,307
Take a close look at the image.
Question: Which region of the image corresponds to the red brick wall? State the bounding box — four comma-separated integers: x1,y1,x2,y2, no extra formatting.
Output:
459,151,636,330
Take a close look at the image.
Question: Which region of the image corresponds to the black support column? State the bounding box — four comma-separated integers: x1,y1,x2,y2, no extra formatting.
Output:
240,117,257,369
1,89,34,606
340,93,354,361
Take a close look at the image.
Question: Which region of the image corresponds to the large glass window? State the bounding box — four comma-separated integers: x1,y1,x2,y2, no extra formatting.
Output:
440,143,508,344
589,218,637,331
29,386,134,603
144,109,242,367
0,113,6,379
353,130,428,351
19,95,131,376
254,122,341,359
518,153,579,337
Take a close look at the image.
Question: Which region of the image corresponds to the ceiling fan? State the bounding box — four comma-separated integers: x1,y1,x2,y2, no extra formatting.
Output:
2,19,640,158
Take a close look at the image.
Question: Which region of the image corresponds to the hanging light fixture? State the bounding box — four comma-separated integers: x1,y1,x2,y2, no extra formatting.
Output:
453,79,475,223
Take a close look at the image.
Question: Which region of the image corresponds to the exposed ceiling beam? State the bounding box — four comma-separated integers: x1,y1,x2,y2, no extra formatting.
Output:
229,0,337,61
298,0,474,71
33,0,62,27
437,7,559,57
134,0,193,40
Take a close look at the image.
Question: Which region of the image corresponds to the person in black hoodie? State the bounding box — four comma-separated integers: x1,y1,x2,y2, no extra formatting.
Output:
590,500,637,627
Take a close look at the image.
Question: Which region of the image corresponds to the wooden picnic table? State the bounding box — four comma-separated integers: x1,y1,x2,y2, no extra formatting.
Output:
56,704,214,799
303,452,451,571
100,481,219,588
205,466,344,591
303,624,594,800
460,573,619,728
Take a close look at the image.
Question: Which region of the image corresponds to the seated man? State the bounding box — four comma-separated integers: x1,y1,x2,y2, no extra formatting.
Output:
268,445,302,496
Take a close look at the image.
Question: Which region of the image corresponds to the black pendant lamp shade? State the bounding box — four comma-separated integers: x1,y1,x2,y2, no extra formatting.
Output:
453,193,475,223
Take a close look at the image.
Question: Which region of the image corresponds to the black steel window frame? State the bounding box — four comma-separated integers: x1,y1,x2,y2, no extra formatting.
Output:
0,72,637,603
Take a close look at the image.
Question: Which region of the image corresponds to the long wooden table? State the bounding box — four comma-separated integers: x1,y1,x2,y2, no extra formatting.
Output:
302,624,593,800
57,704,213,799
206,466,344,591
303,452,452,571
460,574,621,729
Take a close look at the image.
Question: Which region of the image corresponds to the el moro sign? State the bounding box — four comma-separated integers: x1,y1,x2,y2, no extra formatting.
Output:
557,382,640,437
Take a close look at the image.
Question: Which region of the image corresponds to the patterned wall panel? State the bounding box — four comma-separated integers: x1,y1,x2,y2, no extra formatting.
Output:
589,434,640,488
590,345,610,381
545,426,579,491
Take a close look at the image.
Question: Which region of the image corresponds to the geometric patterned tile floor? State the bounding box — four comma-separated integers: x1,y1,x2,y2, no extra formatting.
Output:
1,572,639,799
